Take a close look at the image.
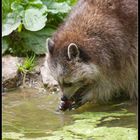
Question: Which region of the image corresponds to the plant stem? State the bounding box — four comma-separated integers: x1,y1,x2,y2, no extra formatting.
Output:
23,71,27,88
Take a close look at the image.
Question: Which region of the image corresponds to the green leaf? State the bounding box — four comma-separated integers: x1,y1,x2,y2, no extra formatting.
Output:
2,0,75,56
19,31,47,54
29,0,43,8
2,38,9,54
11,2,25,17
4,26,56,56
11,2,24,11
19,26,56,54
34,26,56,36
23,8,47,31
2,12,21,37
48,2,71,14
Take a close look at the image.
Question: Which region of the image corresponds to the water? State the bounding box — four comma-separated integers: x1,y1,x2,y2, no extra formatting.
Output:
2,88,73,138
2,88,138,139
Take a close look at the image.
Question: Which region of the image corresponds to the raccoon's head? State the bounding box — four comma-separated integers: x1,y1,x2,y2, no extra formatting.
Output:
46,38,100,111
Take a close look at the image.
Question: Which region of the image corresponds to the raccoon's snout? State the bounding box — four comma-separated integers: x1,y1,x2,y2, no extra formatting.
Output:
59,100,72,111
59,85,89,111
59,96,72,111
59,93,84,111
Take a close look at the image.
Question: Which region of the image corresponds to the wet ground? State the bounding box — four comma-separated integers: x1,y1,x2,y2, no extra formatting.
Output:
2,88,138,140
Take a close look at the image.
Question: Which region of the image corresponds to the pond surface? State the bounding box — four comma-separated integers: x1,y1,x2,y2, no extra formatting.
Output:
2,88,138,140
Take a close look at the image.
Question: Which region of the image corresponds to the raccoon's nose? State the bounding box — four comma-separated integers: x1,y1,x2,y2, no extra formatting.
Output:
61,95,68,101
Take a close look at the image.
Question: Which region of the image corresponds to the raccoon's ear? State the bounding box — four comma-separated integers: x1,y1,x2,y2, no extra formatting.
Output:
46,38,54,55
67,43,80,60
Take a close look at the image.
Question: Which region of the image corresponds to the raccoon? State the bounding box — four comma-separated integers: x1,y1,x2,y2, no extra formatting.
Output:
46,0,138,111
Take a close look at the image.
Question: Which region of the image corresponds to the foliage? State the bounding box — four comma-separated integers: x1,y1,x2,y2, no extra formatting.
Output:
18,54,36,73
2,0,48,36
17,54,36,87
2,0,77,56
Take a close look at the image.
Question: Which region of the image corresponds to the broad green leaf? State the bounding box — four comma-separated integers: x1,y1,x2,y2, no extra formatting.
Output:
11,2,25,17
2,12,21,37
3,26,56,56
20,31,47,54
23,8,47,31
40,5,48,16
19,27,56,54
29,0,43,5
48,2,71,14
2,0,75,56
27,0,44,9
34,27,56,36
11,2,24,11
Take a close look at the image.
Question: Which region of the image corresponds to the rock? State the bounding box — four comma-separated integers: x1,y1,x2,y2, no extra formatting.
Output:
2,55,22,91
40,56,58,88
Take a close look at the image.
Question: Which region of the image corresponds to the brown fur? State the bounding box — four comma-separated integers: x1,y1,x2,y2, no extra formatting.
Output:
47,0,138,104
